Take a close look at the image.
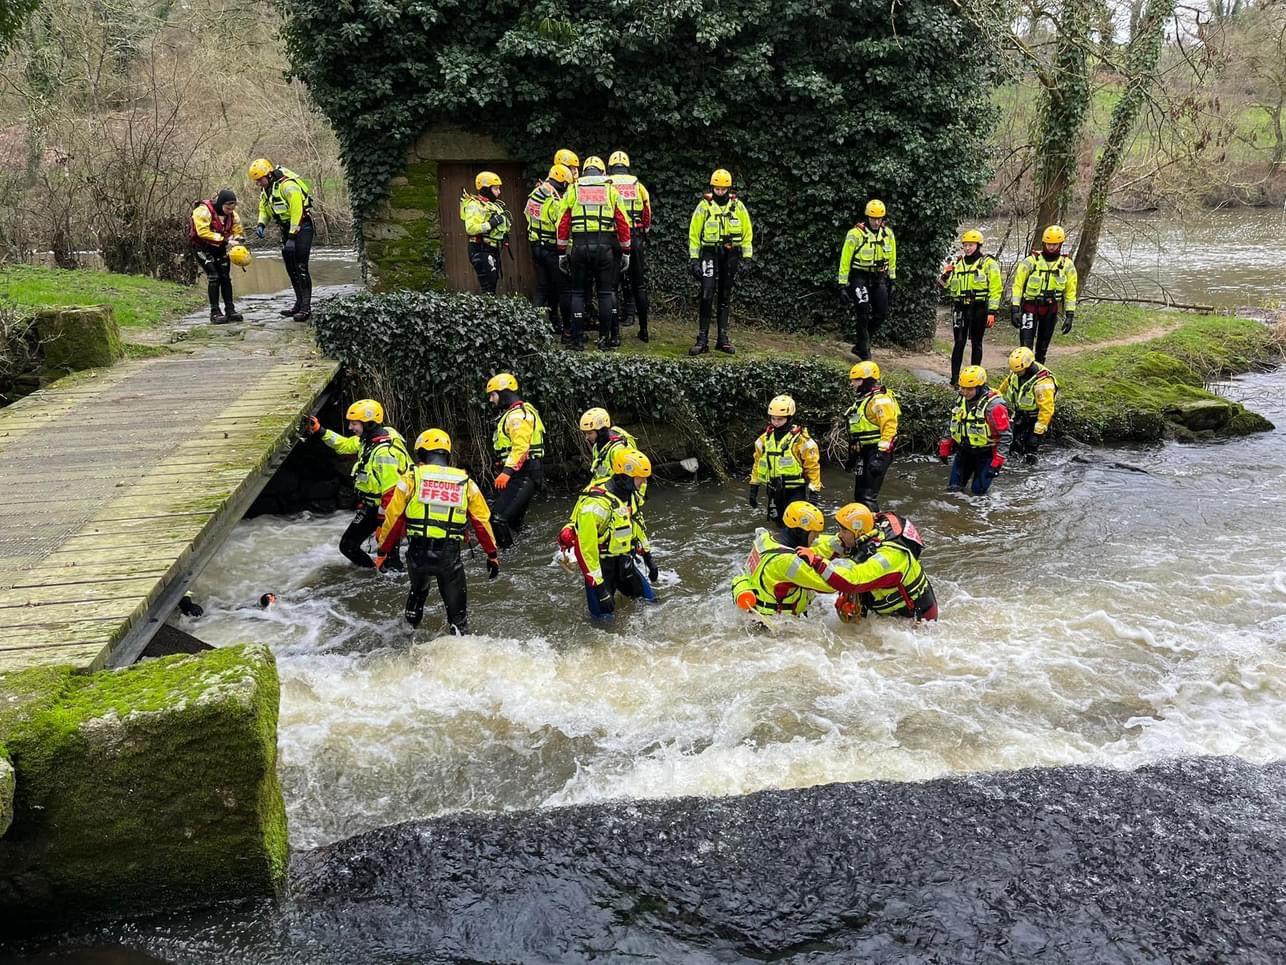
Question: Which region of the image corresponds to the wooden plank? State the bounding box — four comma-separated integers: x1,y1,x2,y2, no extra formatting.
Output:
0,618,121,647
0,576,162,608
4,560,173,587
0,596,145,626
0,642,110,672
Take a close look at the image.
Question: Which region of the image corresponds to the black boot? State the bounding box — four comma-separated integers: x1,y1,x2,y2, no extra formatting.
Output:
225,307,244,322
637,324,649,342
293,293,312,323
449,622,470,636
279,302,300,317
715,308,734,354
210,308,228,325
689,315,710,356
404,591,427,628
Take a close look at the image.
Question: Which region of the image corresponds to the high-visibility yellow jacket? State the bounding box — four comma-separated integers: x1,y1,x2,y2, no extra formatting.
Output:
941,253,1002,310
731,530,839,616
846,388,900,452
376,463,497,555
689,195,752,258
838,224,896,284
257,167,310,233
493,400,545,471
321,426,411,507
572,486,648,586
524,181,563,245
461,193,511,245
606,173,653,231
998,366,1058,434
750,425,821,489
1012,253,1077,310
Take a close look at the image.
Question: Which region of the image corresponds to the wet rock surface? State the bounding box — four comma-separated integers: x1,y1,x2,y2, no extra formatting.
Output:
281,757,1286,964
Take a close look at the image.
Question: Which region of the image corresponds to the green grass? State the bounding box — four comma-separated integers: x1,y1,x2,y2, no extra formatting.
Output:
1064,302,1178,346
0,266,203,329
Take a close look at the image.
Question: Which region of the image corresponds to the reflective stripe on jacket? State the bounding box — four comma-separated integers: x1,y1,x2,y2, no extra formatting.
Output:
493,401,546,468
321,426,411,503
838,224,896,283
846,389,900,450
689,196,753,258
1012,253,1077,310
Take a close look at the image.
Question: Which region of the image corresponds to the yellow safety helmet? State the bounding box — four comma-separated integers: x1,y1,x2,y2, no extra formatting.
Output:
710,168,733,188
548,163,574,185
475,171,502,191
1042,224,1066,245
767,394,796,417
248,158,273,181
486,372,518,394
835,502,876,536
579,407,611,431
961,228,984,245
582,155,606,174
554,148,580,170
228,244,252,268
346,399,384,423
865,199,887,218
958,365,988,388
414,428,452,453
782,501,824,534
1009,347,1036,373
608,150,630,168
611,447,652,478
849,361,880,381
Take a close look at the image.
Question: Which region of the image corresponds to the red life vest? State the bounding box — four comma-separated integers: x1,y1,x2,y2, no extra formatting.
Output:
187,199,234,250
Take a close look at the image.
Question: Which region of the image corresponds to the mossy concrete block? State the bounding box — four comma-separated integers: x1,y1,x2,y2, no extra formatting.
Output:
0,747,12,838
1227,408,1275,435
0,645,287,928
34,305,124,373
362,157,447,292
1164,398,1235,432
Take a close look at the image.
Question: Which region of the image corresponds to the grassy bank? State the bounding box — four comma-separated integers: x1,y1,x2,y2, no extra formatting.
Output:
0,266,202,329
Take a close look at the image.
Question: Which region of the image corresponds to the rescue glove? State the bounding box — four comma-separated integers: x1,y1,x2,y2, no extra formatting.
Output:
876,446,894,465
595,582,615,615
689,259,702,281
178,594,203,619
1010,305,1022,328
986,312,996,329
486,554,500,580
937,439,953,464
488,212,505,229
990,450,1006,473
254,224,266,240
1061,310,1075,335
642,550,659,584
886,279,896,311
838,284,854,306
747,484,760,509
301,415,321,435
494,469,512,491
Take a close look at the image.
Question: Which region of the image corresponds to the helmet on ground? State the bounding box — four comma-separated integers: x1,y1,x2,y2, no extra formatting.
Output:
555,148,580,170
346,399,384,423
767,394,796,417
865,199,887,218
611,447,652,478
486,372,518,394
475,171,502,191
579,407,611,431
608,150,630,168
961,228,984,245
849,361,881,381
548,163,573,185
1042,224,1066,245
248,158,273,181
582,155,606,174
710,168,733,188
958,365,988,388
228,245,252,267
836,503,876,536
782,501,824,533
1009,347,1036,372
414,428,452,453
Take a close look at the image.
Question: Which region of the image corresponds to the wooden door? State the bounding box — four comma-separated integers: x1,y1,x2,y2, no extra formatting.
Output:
438,161,538,297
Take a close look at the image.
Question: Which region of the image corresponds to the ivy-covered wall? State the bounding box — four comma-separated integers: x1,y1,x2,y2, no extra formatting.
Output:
278,0,995,342
364,159,445,292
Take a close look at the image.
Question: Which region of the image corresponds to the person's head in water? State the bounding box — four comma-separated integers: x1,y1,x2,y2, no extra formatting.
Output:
413,427,452,467
486,372,519,410
766,394,796,432
609,447,651,499
345,399,385,437
258,592,277,608
781,500,824,549
579,407,612,449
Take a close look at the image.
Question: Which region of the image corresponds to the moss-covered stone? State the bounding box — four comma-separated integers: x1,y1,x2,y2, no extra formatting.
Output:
363,158,446,292
0,645,287,928
35,305,125,373
0,747,13,838
1227,408,1276,435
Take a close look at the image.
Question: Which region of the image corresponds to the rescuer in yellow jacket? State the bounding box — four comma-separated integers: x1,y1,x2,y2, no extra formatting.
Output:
526,163,574,339
939,228,1002,385
555,156,633,350
815,503,939,622
1011,224,1078,363
837,199,897,361
554,148,581,182
249,158,314,321
563,448,657,619
302,399,411,569
373,429,500,635
578,407,641,492
731,501,847,617
688,168,753,356
749,394,821,526
461,171,513,295
998,347,1057,466
188,188,246,324
486,372,545,548
844,361,900,511
606,150,655,342
937,366,1011,496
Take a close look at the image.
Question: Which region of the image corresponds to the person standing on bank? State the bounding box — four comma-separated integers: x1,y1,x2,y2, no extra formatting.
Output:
373,429,500,636
1011,224,1078,363
526,163,574,338
249,158,314,322
837,199,897,360
486,372,545,548
688,168,753,356
939,228,1002,385
461,171,512,295
188,188,248,324
606,150,654,342
556,156,632,350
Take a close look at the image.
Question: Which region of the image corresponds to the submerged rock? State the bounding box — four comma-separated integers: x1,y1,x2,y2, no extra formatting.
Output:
285,756,1286,963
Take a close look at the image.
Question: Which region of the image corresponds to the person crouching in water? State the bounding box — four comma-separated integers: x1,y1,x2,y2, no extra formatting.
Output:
731,500,849,617
374,429,500,635
815,502,938,622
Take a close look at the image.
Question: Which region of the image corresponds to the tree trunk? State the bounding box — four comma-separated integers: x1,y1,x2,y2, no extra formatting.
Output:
1031,0,1095,250
1073,0,1177,285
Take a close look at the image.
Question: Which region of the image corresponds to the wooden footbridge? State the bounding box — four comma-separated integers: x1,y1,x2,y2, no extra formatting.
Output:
0,299,338,673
